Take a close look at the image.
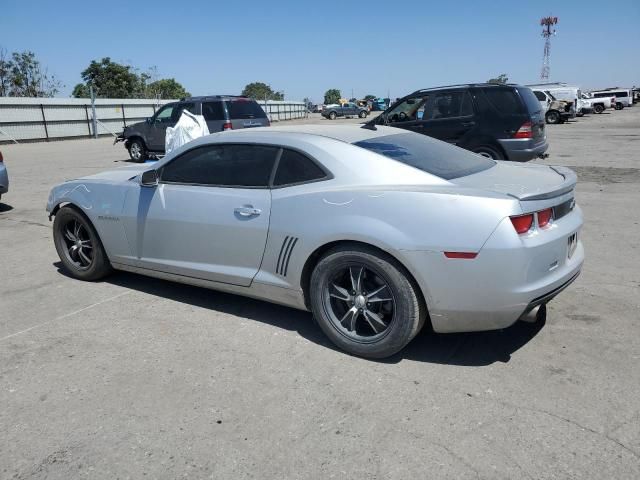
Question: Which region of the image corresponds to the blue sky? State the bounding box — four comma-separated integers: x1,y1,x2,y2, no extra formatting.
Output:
1,0,638,102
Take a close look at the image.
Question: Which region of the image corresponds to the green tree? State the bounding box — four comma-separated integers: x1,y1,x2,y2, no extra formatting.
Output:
76,57,144,98
0,49,61,97
242,82,284,100
324,88,341,105
71,83,90,98
146,78,190,99
487,74,509,85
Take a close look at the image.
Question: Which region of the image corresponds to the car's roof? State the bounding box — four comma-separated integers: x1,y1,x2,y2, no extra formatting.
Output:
218,124,404,144
181,95,254,102
411,83,522,94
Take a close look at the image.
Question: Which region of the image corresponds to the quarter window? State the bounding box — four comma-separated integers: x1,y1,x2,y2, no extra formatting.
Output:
534,90,547,101
161,144,279,187
273,149,327,186
202,102,226,121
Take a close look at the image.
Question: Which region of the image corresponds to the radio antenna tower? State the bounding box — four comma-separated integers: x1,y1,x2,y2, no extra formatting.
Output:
540,16,558,81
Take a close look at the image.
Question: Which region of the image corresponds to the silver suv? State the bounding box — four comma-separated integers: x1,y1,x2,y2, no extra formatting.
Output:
115,96,270,162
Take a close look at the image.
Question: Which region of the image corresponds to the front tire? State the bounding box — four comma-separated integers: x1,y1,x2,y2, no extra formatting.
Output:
615,102,624,110
328,111,337,120
53,206,112,281
358,110,367,119
310,245,425,359
128,138,147,162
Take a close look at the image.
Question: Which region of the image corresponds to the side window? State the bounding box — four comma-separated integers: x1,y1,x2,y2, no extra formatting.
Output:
155,104,175,122
481,88,522,114
459,91,474,116
273,149,327,186
161,144,279,187
424,91,469,120
534,91,547,101
170,103,195,122
385,96,428,123
202,101,226,121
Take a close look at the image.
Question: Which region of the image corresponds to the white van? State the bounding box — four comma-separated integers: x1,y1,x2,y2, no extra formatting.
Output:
526,83,582,115
589,89,633,110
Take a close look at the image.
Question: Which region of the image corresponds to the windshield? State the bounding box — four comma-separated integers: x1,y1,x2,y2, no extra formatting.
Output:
354,133,495,180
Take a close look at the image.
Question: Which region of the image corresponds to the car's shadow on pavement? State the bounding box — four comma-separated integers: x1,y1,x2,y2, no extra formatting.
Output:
0,203,14,213
55,265,545,366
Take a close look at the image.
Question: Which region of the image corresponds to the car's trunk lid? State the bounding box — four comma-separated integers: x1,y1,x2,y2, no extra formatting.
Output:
451,161,576,201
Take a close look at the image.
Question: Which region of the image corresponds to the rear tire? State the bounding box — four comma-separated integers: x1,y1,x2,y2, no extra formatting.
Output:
128,138,147,162
310,245,425,359
358,110,367,119
545,110,561,124
53,206,112,281
472,145,504,160
593,104,605,114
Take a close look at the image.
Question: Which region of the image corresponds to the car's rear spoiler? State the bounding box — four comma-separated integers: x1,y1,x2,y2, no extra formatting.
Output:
518,166,577,201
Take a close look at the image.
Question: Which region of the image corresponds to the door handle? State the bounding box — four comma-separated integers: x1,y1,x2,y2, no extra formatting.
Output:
461,121,475,127
234,206,261,217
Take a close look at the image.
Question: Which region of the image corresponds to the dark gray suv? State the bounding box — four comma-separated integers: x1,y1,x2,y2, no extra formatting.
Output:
116,95,270,161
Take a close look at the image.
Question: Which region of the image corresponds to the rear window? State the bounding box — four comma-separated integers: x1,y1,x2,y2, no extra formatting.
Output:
226,100,267,119
517,87,543,114
481,88,524,115
354,133,494,180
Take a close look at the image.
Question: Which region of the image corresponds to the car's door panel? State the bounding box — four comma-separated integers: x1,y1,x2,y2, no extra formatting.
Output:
135,184,271,286
121,143,278,286
420,91,476,144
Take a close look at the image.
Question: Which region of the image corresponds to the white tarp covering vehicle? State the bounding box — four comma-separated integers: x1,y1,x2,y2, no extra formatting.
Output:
165,110,210,154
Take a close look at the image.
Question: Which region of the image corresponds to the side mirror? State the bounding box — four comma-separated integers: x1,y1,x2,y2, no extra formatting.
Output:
140,170,158,187
146,117,152,124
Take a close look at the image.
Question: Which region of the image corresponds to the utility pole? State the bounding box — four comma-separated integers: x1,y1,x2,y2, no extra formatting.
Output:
540,16,558,82
89,85,97,139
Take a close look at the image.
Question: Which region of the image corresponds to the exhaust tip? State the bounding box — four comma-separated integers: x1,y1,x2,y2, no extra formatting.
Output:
520,304,547,323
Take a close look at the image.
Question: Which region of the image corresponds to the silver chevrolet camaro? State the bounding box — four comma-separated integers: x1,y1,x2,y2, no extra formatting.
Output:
46,125,584,358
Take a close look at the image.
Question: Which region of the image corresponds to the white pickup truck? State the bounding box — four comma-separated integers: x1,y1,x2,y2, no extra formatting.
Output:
580,93,615,114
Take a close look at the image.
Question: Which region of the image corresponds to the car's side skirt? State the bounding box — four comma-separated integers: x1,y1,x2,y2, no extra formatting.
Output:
112,263,309,312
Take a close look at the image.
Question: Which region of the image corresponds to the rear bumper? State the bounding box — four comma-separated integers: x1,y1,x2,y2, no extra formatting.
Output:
498,138,549,162
402,206,584,333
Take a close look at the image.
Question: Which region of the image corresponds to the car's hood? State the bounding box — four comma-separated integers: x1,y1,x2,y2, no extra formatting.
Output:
74,164,148,183
452,161,576,201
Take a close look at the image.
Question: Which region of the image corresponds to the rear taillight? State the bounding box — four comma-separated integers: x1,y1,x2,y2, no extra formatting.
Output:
222,122,233,131
511,208,555,235
513,121,533,139
537,208,553,228
510,214,534,234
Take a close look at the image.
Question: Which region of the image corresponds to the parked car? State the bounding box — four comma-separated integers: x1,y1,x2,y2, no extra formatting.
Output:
115,96,270,162
589,89,633,110
0,150,8,202
367,84,548,161
531,89,575,124
580,93,614,114
46,124,583,358
322,102,369,120
312,104,325,113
